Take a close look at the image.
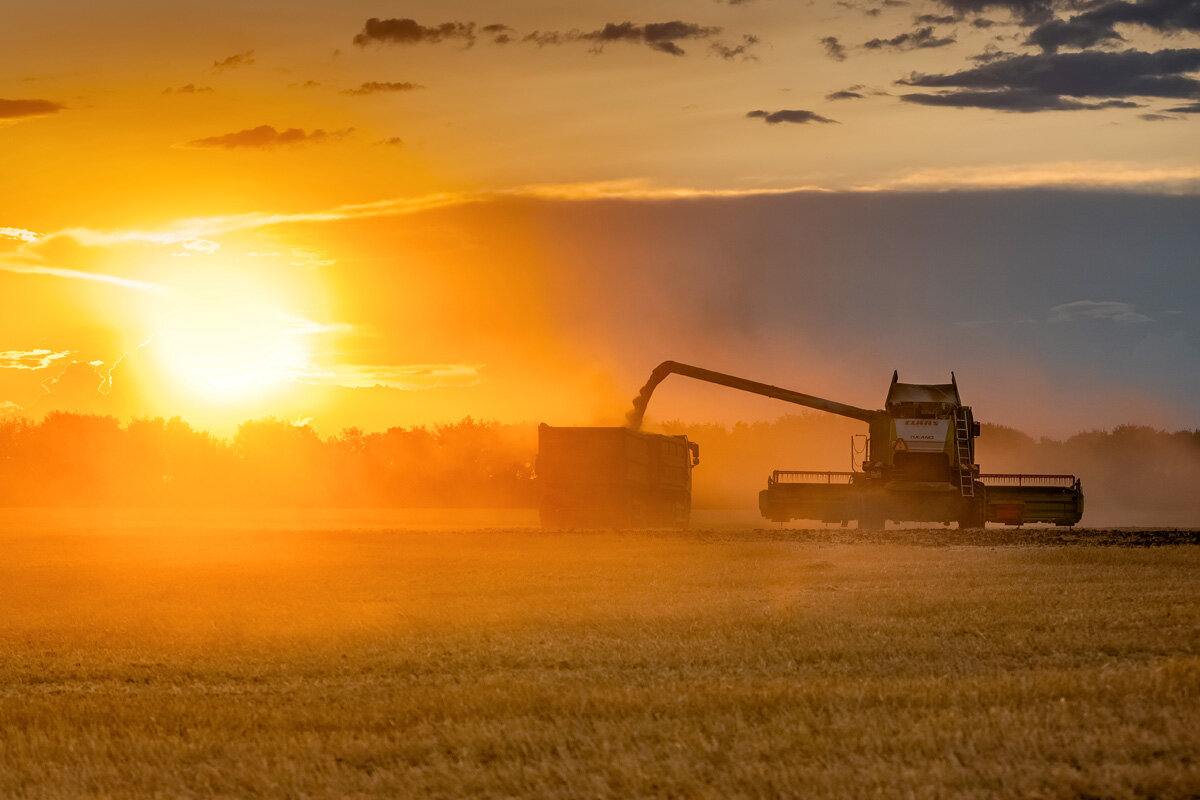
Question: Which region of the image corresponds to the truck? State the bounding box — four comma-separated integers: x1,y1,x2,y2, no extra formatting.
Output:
537,424,699,528
627,361,1083,528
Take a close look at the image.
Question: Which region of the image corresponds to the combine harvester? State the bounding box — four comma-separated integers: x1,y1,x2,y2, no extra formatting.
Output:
624,361,1083,529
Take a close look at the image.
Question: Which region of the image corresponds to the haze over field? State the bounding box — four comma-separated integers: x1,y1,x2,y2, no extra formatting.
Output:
1,0,1197,439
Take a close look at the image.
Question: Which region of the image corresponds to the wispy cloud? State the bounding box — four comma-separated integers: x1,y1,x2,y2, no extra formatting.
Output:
294,363,482,390
0,349,74,370
864,162,1200,192
1050,300,1152,323
163,84,214,94
341,81,424,96
0,261,164,292
0,227,40,242
209,50,255,72
0,98,65,119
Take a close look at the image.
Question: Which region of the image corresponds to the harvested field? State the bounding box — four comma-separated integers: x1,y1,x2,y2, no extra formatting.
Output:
0,513,1197,798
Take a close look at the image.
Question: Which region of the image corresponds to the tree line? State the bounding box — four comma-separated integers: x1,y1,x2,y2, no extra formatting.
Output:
0,413,535,507
0,411,1197,523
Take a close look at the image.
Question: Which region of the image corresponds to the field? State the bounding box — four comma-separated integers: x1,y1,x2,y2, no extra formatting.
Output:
0,512,1197,798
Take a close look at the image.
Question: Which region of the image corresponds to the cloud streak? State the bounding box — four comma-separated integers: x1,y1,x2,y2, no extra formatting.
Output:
898,48,1200,111
901,90,1141,110
0,261,164,292
341,81,425,96
186,125,353,149
1050,300,1152,322
294,364,482,390
0,350,74,370
209,51,255,72
747,109,839,124
0,98,65,119
354,17,731,56
864,26,956,50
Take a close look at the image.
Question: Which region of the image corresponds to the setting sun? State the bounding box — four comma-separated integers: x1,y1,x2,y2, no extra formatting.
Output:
154,278,313,403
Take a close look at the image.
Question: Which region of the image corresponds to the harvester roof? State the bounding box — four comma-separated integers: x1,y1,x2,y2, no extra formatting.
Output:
885,370,961,411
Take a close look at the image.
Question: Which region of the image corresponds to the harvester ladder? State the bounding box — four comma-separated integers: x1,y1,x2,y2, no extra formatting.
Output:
953,411,974,497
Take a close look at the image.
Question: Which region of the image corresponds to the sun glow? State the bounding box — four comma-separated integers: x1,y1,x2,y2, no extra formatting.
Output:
154,278,314,403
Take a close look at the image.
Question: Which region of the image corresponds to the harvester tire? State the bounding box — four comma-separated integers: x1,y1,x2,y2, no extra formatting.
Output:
957,498,985,530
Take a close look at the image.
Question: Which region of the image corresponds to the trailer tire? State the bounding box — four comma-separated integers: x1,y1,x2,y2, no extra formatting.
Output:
860,512,886,531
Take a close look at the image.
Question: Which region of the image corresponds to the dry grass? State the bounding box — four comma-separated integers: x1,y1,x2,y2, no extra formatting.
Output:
0,512,1197,798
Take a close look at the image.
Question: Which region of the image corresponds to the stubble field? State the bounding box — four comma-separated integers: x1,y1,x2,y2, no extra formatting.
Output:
0,511,1197,798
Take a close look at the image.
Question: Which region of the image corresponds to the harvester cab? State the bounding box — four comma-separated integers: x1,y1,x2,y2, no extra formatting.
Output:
869,371,980,493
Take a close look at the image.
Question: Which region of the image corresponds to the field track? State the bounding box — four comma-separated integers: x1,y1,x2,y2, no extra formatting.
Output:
0,516,1196,798
732,527,1200,547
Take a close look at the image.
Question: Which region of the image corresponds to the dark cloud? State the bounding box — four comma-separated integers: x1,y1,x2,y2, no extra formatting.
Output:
481,23,513,44
186,125,353,149
972,17,1001,27
932,0,1057,25
0,98,65,119
901,89,1142,109
841,0,909,15
821,35,848,60
864,26,957,50
827,89,867,99
747,109,839,123
378,137,405,146
1164,100,1200,110
972,45,1018,61
1026,17,1125,50
354,18,726,56
900,48,1200,105
916,13,961,23
1027,0,1200,53
210,50,255,71
711,34,760,60
163,84,213,94
341,81,425,96
524,30,566,46
353,18,476,47
1139,111,1181,118
576,21,722,55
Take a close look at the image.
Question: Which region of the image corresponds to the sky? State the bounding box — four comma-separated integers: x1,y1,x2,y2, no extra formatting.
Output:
1,0,1197,436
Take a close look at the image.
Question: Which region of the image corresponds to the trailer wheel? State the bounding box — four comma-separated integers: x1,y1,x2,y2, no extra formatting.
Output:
860,513,886,531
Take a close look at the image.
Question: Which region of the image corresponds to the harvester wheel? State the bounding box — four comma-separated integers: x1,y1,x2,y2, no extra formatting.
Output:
957,499,985,530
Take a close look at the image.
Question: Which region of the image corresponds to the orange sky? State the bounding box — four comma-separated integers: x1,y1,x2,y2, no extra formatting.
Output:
1,1,1197,435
